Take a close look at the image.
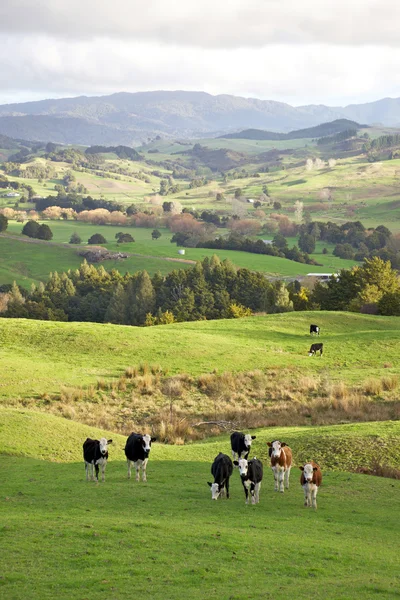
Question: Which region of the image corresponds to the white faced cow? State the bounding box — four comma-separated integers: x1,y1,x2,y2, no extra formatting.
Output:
230,431,257,462
267,440,292,493
208,453,233,500
83,437,112,482
300,461,322,509
233,457,263,505
125,433,156,482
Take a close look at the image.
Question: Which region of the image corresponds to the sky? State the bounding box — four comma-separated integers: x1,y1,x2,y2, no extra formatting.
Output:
1,0,400,107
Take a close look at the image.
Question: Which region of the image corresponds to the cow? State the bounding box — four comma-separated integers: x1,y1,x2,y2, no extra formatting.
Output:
231,431,257,462
267,440,292,493
300,461,322,509
309,343,323,357
310,324,320,336
208,453,233,500
83,437,112,482
125,433,156,482
233,457,263,505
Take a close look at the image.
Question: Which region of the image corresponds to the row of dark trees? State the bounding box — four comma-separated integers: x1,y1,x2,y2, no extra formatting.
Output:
35,193,123,213
21,220,53,240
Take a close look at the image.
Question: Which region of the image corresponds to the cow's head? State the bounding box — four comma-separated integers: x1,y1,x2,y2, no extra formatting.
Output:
233,458,249,477
300,463,318,483
207,482,223,500
244,434,256,450
141,434,156,458
267,440,287,458
99,438,112,456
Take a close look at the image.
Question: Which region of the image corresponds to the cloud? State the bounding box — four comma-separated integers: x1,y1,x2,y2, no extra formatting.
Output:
0,35,399,107
1,0,400,47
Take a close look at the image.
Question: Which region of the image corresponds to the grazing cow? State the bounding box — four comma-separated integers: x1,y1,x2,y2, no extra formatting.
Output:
233,457,263,504
231,431,257,462
267,440,292,493
310,324,320,336
83,437,112,482
309,343,323,357
300,461,322,509
125,433,156,482
208,453,233,500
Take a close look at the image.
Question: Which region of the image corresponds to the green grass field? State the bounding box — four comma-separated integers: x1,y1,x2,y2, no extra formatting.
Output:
1,312,399,399
1,409,399,600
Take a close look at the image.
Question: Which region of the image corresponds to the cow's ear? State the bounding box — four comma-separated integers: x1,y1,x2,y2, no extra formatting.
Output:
207,482,212,487
281,442,287,447
107,439,113,444
299,466,304,471
233,461,239,466
151,437,157,442
267,442,272,447
313,467,318,472
251,436,256,440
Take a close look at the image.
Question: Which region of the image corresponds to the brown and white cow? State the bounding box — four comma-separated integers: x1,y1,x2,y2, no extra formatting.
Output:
267,440,292,493
300,461,322,509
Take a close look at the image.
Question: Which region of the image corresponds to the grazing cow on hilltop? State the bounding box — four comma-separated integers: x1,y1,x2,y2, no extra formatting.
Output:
267,440,292,493
83,437,112,482
231,431,257,462
233,457,263,505
309,343,323,357
310,324,320,336
208,453,233,500
125,433,156,482
300,461,322,509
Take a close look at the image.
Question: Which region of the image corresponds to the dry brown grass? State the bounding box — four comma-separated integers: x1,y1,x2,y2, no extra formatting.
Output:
355,462,400,480
381,375,398,391
364,378,383,396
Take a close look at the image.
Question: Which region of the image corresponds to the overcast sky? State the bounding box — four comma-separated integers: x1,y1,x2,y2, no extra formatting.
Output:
1,0,400,107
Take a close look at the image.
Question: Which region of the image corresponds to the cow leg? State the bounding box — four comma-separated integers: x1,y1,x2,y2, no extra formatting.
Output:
312,486,318,509
278,467,285,493
101,460,106,482
85,462,89,482
254,482,261,504
243,482,249,505
250,483,256,505
285,466,291,490
225,479,230,499
94,463,99,482
142,458,149,482
303,486,309,506
127,459,131,479
272,466,279,492
134,460,141,482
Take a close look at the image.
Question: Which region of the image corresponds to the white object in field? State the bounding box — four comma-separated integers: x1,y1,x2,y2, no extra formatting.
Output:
178,249,185,255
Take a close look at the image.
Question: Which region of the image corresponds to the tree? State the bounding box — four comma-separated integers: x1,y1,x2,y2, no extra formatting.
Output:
37,224,53,240
69,232,82,244
216,192,224,202
88,233,107,244
115,232,134,243
22,220,41,238
104,283,129,324
298,233,316,254
127,271,155,326
0,214,8,232
272,233,288,251
234,188,242,199
152,229,162,240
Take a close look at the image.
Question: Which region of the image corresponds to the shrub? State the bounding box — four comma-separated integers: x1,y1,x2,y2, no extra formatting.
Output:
69,232,82,244
88,233,107,244
37,224,53,240
22,220,40,238
0,213,8,232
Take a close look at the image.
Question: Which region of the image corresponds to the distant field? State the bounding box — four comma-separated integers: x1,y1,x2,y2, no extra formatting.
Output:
3,222,357,285
0,312,399,398
1,409,399,600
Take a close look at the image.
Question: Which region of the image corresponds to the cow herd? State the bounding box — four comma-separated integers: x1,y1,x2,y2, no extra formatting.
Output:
82,430,322,509
208,431,322,508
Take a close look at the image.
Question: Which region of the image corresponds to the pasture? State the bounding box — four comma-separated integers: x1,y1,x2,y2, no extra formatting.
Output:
0,312,399,399
1,409,400,600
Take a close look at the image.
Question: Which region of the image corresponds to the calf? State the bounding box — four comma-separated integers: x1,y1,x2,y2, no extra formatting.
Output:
300,461,322,509
231,431,257,462
309,343,323,357
233,457,263,504
208,453,233,500
267,440,292,493
83,437,112,482
310,324,320,336
125,433,156,482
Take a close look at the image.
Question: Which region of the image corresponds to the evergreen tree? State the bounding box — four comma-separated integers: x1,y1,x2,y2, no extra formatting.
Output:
127,271,155,325
9,281,25,305
298,233,316,254
88,233,107,244
151,229,162,240
0,214,8,232
69,232,82,244
22,220,40,238
37,224,53,240
104,283,129,324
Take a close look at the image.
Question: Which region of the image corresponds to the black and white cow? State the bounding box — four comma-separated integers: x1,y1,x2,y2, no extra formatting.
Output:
310,324,320,336
83,437,112,482
125,433,156,482
233,457,263,504
230,431,257,462
208,453,233,500
309,343,323,357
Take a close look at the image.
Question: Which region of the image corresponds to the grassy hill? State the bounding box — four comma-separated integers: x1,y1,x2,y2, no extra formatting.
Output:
1,409,399,600
1,312,399,399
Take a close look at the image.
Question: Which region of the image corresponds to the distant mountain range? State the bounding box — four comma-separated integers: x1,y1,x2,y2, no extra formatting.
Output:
219,119,363,141
0,91,399,146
